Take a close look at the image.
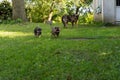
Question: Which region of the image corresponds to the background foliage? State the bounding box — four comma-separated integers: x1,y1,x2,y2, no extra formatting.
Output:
0,0,12,23
0,0,93,23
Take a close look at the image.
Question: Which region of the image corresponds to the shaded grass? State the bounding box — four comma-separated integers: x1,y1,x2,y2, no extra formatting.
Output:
0,23,120,80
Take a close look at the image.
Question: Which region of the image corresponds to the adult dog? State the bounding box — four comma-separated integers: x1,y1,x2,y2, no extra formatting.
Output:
62,14,79,27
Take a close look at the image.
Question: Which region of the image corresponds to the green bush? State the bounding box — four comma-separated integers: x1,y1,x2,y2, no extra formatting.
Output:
0,0,12,22
85,13,94,24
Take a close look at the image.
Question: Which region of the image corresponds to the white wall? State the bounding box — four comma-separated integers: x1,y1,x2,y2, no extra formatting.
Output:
93,0,102,21
116,6,120,21
102,0,115,23
93,0,116,23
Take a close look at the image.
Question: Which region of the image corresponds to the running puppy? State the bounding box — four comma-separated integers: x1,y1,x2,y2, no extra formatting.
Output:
51,27,60,37
34,27,42,37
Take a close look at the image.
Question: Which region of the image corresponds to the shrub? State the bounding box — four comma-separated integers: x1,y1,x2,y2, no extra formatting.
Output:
85,13,94,24
0,0,12,22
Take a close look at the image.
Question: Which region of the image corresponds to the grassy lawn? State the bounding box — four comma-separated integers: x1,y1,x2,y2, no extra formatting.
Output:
0,23,120,80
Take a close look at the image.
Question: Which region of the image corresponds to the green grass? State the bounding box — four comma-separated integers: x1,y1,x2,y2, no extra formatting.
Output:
0,23,120,80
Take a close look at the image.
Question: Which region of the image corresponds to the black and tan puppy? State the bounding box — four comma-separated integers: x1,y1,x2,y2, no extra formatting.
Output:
51,27,60,37
34,27,42,37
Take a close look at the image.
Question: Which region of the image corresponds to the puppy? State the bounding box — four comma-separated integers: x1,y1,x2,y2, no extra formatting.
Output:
51,27,60,37
34,27,42,37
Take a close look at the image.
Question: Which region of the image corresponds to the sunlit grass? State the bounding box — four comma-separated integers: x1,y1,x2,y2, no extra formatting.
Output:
0,31,32,38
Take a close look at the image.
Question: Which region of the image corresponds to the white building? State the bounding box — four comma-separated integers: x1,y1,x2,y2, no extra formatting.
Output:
93,0,120,24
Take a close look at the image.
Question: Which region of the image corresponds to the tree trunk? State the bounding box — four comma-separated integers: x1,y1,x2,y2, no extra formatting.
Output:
47,1,54,21
12,0,27,21
48,11,53,21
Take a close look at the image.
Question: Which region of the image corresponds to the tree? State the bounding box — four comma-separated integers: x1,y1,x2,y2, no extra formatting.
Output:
25,0,66,22
25,0,93,23
47,0,64,22
12,0,27,21
0,1,12,20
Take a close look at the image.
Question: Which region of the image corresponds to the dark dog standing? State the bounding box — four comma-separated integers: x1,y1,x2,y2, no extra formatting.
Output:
34,27,42,37
51,27,60,38
62,14,79,27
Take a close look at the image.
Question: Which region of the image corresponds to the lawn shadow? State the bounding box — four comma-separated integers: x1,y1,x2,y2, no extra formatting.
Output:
65,36,120,40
